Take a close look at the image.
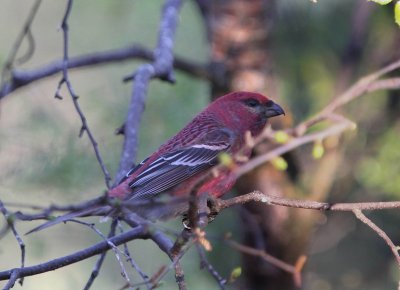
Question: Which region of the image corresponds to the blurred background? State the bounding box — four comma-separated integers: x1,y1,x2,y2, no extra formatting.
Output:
0,0,400,289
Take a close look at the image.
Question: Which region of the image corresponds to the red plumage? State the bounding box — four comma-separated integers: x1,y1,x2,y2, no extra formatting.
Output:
109,91,284,201
27,91,284,233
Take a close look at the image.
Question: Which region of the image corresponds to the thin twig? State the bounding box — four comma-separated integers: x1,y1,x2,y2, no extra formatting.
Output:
15,28,36,65
224,239,306,287
2,270,21,290
236,120,354,178
196,244,226,289
0,200,25,286
218,190,400,212
353,210,400,268
0,226,149,282
70,220,132,286
366,77,400,93
0,0,42,87
118,221,151,290
57,0,112,189
297,58,400,134
125,236,193,290
84,219,118,290
12,196,108,223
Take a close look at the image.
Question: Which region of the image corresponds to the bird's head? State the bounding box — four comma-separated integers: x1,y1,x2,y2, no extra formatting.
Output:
211,91,285,136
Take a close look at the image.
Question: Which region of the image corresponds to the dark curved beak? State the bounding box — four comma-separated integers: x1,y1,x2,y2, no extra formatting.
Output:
265,101,285,118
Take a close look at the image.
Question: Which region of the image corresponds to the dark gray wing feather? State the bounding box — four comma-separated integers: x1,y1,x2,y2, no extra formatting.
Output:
127,130,234,200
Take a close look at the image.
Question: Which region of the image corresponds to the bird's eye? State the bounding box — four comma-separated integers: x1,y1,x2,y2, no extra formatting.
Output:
244,99,260,107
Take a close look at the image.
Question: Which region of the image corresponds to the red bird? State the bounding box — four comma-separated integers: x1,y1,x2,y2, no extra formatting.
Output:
109,91,284,201
28,91,284,233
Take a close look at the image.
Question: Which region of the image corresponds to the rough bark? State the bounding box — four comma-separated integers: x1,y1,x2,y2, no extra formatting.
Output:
197,1,301,289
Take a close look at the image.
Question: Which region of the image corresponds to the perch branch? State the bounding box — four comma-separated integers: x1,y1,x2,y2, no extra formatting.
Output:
114,0,184,183
218,190,400,212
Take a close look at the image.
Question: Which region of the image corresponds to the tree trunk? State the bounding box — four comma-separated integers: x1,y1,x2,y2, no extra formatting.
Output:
196,1,303,289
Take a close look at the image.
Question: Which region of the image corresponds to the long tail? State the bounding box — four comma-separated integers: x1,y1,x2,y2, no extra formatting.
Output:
26,205,111,235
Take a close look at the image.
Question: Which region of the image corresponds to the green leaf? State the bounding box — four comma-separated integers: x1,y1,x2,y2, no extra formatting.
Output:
368,0,393,5
312,141,325,159
271,157,288,171
274,131,290,144
230,267,242,282
395,1,400,26
218,152,234,168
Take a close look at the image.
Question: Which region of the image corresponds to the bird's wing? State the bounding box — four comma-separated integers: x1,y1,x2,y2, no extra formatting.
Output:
126,129,234,200
117,156,150,184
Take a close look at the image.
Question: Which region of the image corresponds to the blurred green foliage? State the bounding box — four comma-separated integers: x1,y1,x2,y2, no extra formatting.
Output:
357,122,400,197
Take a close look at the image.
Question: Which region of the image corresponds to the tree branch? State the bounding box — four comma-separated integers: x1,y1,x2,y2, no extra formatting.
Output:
0,44,210,99
0,0,42,88
0,226,149,284
353,210,400,268
0,200,25,287
234,58,400,178
114,0,184,183
83,219,118,290
235,120,355,178
297,59,400,134
224,238,306,287
118,221,151,290
56,0,112,188
218,190,400,212
196,244,226,289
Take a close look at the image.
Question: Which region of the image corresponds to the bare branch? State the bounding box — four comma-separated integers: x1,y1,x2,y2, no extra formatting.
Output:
114,0,184,183
366,77,400,93
224,238,306,287
122,228,193,290
196,244,226,289
232,58,400,178
0,200,25,287
0,44,210,99
0,226,148,283
353,210,400,268
118,221,151,290
298,59,400,133
218,190,400,212
57,0,112,189
83,219,117,290
236,120,354,178
2,270,20,290
11,196,107,223
0,0,42,87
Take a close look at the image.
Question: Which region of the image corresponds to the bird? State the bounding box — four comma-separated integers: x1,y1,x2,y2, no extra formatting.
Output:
27,91,284,233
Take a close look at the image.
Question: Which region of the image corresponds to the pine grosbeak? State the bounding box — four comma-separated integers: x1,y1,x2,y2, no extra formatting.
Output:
28,91,284,232
109,91,284,200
